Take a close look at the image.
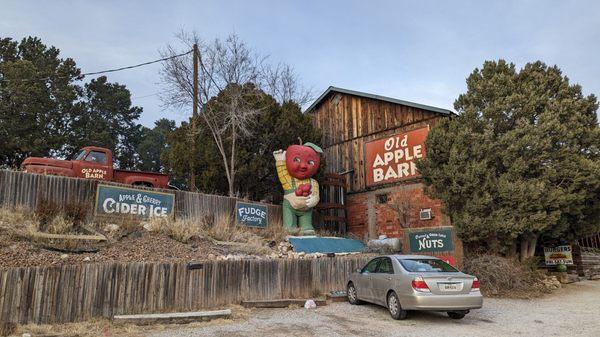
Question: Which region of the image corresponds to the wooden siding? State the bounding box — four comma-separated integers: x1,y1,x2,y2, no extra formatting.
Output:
310,91,447,192
0,257,370,324
0,170,282,225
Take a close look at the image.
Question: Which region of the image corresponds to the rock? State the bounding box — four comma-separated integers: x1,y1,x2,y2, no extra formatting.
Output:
298,252,305,257
60,254,69,260
22,333,32,337
103,223,120,232
304,299,317,309
83,257,91,262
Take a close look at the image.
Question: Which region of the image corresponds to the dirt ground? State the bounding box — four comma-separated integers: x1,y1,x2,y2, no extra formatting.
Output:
145,280,600,337
0,229,251,268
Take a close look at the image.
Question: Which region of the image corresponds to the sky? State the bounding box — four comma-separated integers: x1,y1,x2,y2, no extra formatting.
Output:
2,0,599,126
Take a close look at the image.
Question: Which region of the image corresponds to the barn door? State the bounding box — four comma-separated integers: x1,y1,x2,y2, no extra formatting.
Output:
315,173,347,234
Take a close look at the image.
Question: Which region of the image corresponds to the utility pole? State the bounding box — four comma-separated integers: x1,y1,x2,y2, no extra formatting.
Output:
190,43,199,191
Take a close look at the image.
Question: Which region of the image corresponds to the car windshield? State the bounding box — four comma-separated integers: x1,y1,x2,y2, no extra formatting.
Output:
398,258,458,273
73,150,87,161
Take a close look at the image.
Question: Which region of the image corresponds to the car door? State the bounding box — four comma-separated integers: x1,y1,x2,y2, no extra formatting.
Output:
370,257,395,306
355,258,381,302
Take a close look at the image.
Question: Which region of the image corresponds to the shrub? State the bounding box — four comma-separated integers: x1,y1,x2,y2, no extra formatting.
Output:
35,198,61,231
462,254,546,297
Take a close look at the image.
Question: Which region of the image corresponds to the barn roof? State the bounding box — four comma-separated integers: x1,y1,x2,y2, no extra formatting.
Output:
305,86,455,115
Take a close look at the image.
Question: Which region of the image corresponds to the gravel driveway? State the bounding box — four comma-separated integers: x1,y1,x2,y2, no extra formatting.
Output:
148,280,600,337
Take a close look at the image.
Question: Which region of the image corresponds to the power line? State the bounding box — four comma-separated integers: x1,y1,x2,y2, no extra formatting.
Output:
0,50,193,83
131,88,179,100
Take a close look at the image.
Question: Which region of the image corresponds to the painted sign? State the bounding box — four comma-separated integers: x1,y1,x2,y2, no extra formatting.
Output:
543,245,573,265
94,184,175,219
365,127,429,186
236,201,268,228
81,167,107,179
408,228,454,253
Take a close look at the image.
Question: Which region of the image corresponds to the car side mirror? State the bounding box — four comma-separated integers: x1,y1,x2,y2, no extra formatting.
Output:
355,268,362,273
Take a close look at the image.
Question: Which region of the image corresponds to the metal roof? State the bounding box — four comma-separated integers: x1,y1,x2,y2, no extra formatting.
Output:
305,86,455,115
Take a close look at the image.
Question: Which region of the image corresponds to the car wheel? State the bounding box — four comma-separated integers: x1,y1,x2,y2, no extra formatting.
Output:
447,311,466,319
387,291,407,320
347,282,363,305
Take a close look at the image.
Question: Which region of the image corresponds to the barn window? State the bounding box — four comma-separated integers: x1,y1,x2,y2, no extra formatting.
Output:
376,194,388,204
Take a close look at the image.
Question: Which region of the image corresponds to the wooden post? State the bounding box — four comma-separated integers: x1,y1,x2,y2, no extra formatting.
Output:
190,43,199,191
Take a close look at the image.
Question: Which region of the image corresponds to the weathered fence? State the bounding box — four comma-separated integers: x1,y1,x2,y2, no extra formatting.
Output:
0,170,281,224
0,256,369,324
579,232,600,251
581,252,600,275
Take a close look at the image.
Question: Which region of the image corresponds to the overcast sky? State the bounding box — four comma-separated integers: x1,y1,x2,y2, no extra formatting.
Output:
2,0,599,126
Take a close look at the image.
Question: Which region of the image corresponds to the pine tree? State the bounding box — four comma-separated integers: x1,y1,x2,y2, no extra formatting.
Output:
418,60,600,260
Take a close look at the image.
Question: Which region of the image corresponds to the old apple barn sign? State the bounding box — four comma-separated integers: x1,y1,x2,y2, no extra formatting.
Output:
365,126,429,187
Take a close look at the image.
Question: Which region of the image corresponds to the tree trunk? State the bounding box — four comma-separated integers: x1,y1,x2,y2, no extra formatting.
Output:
507,241,518,260
519,234,538,262
228,127,236,197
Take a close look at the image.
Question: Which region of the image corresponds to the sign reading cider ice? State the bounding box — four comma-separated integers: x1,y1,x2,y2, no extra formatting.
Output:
94,184,175,219
365,126,429,186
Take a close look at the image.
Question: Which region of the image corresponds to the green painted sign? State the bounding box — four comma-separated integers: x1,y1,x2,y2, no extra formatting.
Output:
408,228,454,253
95,184,175,219
235,201,268,228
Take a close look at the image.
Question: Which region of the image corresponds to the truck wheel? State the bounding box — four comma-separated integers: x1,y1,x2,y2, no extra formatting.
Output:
387,291,408,320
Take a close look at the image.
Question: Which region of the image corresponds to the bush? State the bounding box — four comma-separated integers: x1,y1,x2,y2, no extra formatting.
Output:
462,254,547,297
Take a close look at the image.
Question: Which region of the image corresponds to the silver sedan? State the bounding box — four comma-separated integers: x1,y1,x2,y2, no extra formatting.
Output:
347,255,483,320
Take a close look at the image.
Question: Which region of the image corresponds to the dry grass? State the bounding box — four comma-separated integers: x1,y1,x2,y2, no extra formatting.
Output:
14,318,146,337
0,206,37,230
149,217,202,243
149,213,286,256
13,306,247,337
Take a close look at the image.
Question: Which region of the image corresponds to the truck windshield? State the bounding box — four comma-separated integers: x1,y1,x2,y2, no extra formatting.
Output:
73,150,87,161
398,258,458,273
85,151,107,164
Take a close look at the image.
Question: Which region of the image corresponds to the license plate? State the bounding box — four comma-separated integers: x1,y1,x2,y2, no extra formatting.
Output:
439,282,462,291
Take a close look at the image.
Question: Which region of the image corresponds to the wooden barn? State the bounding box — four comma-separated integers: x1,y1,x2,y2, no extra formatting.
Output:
308,87,461,263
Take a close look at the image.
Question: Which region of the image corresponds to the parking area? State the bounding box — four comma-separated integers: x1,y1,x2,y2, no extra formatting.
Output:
148,281,600,337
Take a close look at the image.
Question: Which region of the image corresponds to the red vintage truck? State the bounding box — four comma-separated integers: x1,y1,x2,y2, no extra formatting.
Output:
21,146,170,188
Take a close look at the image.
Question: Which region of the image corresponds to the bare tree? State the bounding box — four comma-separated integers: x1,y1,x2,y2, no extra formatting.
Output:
159,31,312,196
385,189,418,229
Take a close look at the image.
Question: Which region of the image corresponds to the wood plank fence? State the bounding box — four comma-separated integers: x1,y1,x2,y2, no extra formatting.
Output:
0,170,282,225
0,256,369,324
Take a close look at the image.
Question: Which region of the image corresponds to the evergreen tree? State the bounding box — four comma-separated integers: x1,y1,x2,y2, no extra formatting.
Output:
0,36,82,166
136,118,175,172
418,60,600,259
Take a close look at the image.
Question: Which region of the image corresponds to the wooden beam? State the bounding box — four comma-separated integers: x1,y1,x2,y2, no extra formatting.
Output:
113,309,231,325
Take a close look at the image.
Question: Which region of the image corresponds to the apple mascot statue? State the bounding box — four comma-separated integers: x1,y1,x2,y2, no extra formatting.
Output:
273,140,323,235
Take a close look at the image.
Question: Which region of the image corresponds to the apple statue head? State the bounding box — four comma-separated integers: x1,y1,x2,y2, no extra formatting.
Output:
285,142,322,180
